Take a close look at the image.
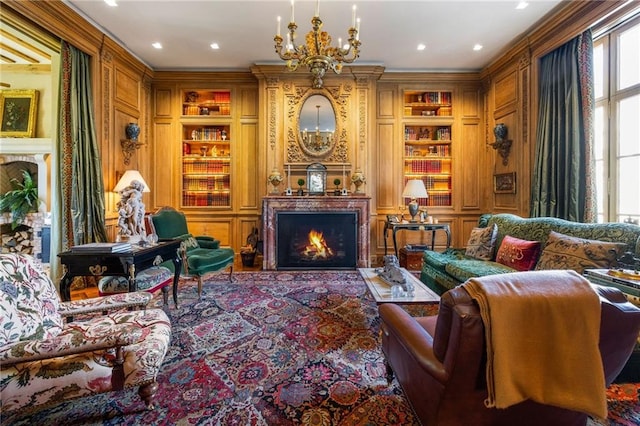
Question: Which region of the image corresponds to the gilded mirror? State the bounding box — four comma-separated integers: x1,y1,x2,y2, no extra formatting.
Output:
298,94,336,157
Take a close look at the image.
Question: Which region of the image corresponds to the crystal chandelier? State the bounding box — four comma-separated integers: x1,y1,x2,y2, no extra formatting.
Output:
274,0,361,88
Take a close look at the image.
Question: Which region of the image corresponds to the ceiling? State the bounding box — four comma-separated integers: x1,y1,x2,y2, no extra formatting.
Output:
60,0,564,73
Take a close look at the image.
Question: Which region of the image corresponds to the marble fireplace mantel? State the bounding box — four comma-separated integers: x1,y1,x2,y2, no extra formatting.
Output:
262,196,371,270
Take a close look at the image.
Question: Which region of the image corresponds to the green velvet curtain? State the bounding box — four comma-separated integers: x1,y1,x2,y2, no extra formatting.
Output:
57,41,107,249
531,30,596,222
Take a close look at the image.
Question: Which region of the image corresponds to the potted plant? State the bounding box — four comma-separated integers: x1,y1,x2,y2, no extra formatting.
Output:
297,178,305,196
333,178,341,196
0,170,41,229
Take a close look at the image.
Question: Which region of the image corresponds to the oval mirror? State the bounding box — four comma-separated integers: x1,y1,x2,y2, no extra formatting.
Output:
298,94,336,157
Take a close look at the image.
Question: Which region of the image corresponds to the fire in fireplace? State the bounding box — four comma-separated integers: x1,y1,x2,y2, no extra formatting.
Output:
276,212,357,269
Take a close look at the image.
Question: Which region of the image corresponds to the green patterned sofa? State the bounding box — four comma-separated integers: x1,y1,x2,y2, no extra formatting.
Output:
421,213,640,295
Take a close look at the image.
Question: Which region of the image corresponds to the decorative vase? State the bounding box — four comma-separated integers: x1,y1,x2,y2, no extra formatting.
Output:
351,170,366,194
267,168,283,194
125,122,140,141
493,123,507,141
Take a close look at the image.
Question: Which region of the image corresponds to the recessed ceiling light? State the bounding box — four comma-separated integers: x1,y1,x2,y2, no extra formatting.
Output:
152,42,163,49
210,43,220,50
417,43,426,51
516,1,529,10
104,0,117,6
473,44,483,51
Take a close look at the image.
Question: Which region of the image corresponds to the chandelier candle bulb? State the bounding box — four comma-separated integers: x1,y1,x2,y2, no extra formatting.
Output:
315,0,319,17
352,5,356,27
290,0,294,23
277,16,281,37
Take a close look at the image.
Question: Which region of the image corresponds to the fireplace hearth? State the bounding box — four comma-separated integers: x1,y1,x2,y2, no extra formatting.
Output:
262,196,370,270
277,212,357,269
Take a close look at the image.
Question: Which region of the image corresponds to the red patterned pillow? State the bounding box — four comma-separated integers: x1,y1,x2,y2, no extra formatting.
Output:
495,235,541,271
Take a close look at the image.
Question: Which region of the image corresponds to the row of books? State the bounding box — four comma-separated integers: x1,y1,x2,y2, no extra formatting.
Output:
70,242,132,253
413,193,452,207
182,193,230,207
187,128,228,141
422,91,452,105
404,127,451,141
183,161,231,174
405,160,451,174
183,176,230,191
405,145,450,157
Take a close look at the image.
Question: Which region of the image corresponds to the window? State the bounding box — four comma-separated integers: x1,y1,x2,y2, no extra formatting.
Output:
593,14,640,224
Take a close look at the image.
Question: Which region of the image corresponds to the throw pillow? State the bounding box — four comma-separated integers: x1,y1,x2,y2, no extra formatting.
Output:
495,235,541,271
465,224,498,260
535,231,627,274
178,233,200,253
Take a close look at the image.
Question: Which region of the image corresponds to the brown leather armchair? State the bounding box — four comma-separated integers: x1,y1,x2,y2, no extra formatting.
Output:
379,283,640,426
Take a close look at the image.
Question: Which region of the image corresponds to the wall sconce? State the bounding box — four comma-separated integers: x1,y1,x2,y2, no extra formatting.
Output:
121,122,145,165
490,123,512,166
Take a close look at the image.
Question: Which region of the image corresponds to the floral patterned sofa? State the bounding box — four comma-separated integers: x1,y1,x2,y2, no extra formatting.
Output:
0,253,172,420
421,213,640,295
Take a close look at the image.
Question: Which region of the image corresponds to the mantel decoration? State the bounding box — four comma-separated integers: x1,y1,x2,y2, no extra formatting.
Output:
268,168,284,194
121,122,145,165
490,123,512,166
274,0,361,88
351,169,366,194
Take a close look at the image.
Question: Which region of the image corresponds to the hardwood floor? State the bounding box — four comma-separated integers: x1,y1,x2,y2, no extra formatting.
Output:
69,254,263,300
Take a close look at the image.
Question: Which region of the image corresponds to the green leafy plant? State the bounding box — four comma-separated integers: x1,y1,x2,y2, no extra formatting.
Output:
0,170,40,229
297,178,305,188
333,178,341,188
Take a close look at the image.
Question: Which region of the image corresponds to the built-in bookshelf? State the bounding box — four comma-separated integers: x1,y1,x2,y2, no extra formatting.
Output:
403,90,453,208
403,90,452,117
182,90,231,116
181,90,232,208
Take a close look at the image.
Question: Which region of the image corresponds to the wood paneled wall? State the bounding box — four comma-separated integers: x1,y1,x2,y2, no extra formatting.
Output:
4,0,635,266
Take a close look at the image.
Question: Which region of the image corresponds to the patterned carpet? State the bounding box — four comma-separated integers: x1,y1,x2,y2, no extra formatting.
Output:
7,271,640,425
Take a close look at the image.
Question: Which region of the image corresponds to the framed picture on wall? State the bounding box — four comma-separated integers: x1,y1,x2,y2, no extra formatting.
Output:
494,172,516,194
0,89,39,138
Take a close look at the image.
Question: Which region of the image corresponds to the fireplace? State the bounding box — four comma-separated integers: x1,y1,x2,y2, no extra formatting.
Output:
277,212,357,269
0,150,50,265
262,196,370,270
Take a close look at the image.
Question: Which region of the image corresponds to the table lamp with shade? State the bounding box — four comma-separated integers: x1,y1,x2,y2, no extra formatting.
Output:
402,179,428,222
113,170,150,243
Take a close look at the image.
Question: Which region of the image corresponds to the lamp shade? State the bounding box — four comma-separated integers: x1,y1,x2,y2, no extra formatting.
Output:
402,179,428,199
113,170,150,193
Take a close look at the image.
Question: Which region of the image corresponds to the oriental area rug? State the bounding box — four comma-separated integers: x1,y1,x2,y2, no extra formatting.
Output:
7,271,640,425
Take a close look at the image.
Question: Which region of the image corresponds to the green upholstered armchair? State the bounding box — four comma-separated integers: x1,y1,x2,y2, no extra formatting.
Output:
149,207,235,298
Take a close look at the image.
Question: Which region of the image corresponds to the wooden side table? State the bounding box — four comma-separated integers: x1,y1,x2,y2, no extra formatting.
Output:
383,221,451,258
58,239,182,307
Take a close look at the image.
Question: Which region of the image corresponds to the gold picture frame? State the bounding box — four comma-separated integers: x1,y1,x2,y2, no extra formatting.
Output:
494,172,516,194
0,89,39,138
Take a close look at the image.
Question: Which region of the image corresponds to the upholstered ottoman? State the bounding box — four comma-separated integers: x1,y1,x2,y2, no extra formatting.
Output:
99,266,173,307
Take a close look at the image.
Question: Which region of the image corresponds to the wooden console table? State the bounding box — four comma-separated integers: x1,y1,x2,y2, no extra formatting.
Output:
58,239,182,306
383,221,451,258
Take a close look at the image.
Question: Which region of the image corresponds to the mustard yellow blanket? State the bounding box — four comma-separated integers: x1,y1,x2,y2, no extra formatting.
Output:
462,270,606,420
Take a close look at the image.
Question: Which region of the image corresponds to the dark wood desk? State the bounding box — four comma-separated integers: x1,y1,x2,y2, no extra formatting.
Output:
383,221,451,258
58,239,182,307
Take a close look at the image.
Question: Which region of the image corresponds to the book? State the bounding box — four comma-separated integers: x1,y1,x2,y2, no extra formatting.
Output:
71,242,133,253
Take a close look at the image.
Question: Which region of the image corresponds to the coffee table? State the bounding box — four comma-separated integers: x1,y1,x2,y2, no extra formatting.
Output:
358,267,440,305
